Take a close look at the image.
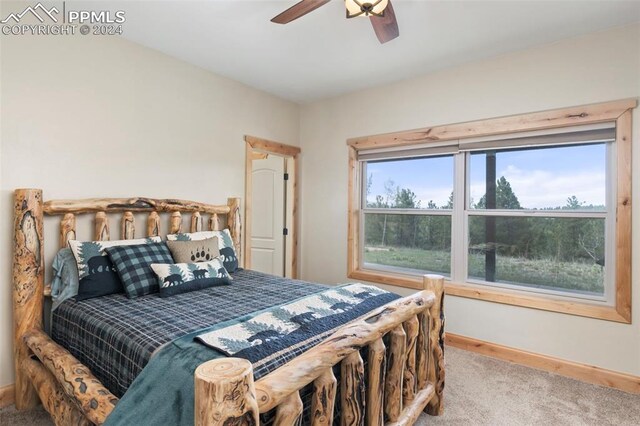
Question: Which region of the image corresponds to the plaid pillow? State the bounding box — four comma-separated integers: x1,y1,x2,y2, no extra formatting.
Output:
105,242,174,298
68,236,162,300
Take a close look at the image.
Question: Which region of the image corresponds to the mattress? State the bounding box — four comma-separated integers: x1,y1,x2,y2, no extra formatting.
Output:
51,269,327,397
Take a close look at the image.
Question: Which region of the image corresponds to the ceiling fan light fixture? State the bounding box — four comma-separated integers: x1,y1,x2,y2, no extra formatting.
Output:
345,0,389,18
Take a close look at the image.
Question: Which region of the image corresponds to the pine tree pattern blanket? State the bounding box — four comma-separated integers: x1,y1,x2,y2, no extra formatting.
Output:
196,283,398,363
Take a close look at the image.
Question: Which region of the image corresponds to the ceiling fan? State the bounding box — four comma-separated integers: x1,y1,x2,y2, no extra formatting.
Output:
271,0,399,44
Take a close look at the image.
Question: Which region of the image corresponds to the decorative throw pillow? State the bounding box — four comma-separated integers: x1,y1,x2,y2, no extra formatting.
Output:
166,229,238,272
69,236,161,300
105,242,174,298
151,257,232,298
166,237,220,264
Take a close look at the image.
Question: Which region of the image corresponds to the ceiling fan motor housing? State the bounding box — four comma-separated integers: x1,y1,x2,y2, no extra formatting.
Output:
346,0,389,18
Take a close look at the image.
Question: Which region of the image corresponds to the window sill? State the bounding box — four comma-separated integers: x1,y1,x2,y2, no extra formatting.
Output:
348,268,630,323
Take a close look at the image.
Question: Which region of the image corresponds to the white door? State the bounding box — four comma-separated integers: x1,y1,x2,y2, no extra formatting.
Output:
251,154,285,276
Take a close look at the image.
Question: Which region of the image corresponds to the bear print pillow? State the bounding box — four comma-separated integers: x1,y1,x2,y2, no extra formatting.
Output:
165,237,220,264
166,229,238,272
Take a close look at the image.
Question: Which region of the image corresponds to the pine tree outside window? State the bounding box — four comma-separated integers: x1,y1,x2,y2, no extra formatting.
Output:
356,123,617,304
465,143,611,301
362,155,454,277
348,101,634,322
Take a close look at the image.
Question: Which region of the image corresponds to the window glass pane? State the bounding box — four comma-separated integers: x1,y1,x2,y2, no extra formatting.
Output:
365,156,454,209
468,216,605,296
469,144,606,211
363,213,451,275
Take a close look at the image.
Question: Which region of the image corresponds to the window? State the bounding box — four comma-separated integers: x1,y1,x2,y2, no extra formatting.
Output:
363,156,453,276
347,100,634,322
466,143,612,301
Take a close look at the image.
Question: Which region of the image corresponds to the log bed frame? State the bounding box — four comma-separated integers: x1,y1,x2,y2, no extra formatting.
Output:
12,188,445,425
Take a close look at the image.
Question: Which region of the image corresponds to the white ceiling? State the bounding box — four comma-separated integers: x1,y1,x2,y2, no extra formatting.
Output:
105,1,640,103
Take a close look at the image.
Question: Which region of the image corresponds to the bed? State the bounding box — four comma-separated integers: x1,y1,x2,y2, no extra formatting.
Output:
12,189,445,425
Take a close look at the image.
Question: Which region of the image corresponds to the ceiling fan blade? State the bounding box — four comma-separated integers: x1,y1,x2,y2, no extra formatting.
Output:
370,0,399,43
271,0,332,24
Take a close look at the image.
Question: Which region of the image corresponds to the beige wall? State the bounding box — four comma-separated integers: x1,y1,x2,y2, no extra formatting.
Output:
0,34,300,386
299,24,640,375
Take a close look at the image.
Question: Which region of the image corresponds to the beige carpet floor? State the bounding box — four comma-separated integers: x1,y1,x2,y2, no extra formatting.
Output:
2,347,639,425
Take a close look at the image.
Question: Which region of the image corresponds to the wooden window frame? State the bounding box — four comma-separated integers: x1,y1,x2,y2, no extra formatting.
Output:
347,99,636,323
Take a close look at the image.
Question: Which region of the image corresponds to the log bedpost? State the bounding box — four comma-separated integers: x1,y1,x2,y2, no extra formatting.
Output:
13,188,44,409
194,358,259,426
227,197,242,267
424,274,445,416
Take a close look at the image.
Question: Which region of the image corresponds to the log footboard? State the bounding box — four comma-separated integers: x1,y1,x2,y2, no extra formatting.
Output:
195,274,445,425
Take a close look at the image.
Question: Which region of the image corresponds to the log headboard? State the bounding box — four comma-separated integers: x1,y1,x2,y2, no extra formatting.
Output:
12,188,242,410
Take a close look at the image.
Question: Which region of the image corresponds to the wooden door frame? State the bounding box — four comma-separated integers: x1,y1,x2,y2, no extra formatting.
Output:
244,135,301,278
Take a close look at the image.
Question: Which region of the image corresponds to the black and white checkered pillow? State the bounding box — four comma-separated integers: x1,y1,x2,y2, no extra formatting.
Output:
105,242,174,298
